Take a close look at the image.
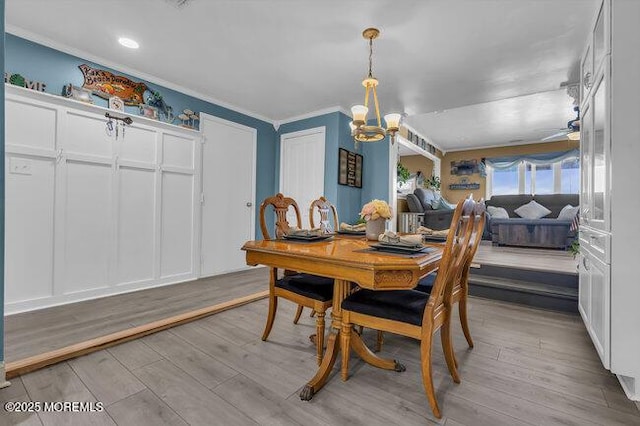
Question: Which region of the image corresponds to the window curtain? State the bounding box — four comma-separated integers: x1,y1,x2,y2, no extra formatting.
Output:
484,149,579,170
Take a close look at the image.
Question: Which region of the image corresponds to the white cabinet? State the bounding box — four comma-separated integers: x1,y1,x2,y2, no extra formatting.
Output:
578,0,640,401
578,248,610,367
4,86,201,313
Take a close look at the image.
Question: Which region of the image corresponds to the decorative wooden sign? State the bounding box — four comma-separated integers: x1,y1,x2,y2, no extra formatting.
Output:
4,72,47,91
338,148,363,188
78,64,147,105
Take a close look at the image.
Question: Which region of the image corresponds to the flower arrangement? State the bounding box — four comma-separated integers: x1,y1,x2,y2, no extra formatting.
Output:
360,199,392,221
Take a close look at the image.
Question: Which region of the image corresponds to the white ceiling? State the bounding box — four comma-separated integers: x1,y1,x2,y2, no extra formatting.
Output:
6,0,599,150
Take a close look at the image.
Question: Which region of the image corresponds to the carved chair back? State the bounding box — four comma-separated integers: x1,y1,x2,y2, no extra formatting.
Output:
259,193,302,240
309,196,339,234
422,197,477,328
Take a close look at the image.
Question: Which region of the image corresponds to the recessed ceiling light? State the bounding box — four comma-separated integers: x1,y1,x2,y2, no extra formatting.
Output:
118,37,139,49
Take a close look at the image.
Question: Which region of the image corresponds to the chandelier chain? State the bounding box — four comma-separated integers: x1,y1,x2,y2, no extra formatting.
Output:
368,36,374,78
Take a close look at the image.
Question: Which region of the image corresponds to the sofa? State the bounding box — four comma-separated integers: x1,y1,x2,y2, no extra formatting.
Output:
405,188,455,231
485,194,579,249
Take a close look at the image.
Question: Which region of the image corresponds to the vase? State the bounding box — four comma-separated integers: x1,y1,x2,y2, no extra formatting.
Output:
366,218,386,241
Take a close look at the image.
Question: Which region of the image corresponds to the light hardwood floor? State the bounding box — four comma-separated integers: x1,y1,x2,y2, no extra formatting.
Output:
474,241,578,274
2,295,638,426
4,268,269,363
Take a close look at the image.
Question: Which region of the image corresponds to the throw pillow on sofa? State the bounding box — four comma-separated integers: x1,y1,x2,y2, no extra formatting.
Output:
487,205,509,219
433,198,454,210
558,204,580,220
514,200,551,219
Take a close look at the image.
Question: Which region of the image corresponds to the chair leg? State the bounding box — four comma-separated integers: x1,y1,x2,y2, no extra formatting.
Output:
315,311,326,366
310,309,316,318
293,305,304,324
341,321,352,381
261,294,278,341
420,333,442,419
441,320,460,384
459,296,474,348
375,330,384,352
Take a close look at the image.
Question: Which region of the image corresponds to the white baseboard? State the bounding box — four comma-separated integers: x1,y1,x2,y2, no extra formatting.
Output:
0,362,11,389
617,374,640,401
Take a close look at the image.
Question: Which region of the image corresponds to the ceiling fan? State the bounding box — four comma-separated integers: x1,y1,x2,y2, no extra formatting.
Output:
542,106,580,141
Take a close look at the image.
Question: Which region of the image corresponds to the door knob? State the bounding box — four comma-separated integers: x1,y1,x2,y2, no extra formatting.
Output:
246,202,253,207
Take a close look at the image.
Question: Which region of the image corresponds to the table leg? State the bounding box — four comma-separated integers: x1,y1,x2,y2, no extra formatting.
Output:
299,279,351,401
350,330,406,372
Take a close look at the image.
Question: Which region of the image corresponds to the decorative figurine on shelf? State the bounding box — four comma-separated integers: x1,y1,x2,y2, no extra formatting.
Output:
177,109,199,129
146,90,174,123
108,96,125,112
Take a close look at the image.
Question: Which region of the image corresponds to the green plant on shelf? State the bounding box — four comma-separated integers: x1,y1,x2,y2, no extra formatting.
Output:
397,162,410,184
424,175,441,191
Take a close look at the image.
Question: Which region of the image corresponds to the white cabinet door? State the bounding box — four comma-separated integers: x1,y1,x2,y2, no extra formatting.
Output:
590,64,610,232
587,251,610,368
578,252,591,326
200,114,256,277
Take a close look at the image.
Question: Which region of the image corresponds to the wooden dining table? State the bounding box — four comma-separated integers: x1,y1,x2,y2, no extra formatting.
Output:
242,235,443,400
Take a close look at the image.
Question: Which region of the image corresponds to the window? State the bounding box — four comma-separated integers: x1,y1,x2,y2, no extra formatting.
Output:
491,165,519,195
560,158,580,193
487,157,579,197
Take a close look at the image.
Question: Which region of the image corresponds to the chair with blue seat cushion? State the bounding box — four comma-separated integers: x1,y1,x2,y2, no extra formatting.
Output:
259,193,334,365
340,196,479,419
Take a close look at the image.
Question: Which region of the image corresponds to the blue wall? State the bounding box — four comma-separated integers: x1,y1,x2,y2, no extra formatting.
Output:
360,135,391,204
277,111,365,224
4,34,278,238
1,0,5,364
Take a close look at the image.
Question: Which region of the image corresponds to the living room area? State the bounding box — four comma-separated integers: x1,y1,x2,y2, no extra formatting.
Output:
2,1,640,425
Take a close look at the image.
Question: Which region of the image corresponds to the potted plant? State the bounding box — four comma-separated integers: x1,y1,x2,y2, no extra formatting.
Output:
424,174,441,191
397,162,410,185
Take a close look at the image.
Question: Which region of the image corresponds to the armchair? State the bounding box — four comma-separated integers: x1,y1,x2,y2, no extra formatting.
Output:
406,188,455,231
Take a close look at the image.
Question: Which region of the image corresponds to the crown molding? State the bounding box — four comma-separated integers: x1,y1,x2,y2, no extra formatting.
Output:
6,25,276,125
274,106,351,130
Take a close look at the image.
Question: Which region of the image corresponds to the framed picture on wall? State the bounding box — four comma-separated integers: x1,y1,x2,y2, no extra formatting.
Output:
338,148,363,188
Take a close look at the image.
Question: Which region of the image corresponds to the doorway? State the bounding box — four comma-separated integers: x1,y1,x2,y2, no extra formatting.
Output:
279,127,326,227
200,113,256,277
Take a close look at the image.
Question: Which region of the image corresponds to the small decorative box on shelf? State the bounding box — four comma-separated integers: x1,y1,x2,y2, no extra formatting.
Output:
449,183,480,190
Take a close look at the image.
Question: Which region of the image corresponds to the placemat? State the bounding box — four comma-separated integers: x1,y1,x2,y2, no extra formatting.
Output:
354,248,432,258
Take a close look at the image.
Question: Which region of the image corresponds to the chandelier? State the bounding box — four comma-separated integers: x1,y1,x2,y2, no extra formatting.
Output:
349,28,401,144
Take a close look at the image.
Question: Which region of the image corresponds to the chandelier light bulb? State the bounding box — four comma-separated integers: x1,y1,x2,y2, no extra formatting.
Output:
351,105,369,124
384,113,402,131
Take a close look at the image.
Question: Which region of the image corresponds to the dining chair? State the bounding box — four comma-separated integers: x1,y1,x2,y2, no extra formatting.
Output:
375,197,486,357
415,198,485,357
309,196,339,234
340,197,477,419
290,196,341,324
259,193,334,365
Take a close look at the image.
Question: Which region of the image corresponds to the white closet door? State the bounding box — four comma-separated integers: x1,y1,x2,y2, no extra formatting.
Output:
279,127,326,227
160,133,196,279
4,98,58,304
115,126,157,286
5,155,56,303
63,160,113,294
200,114,256,277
